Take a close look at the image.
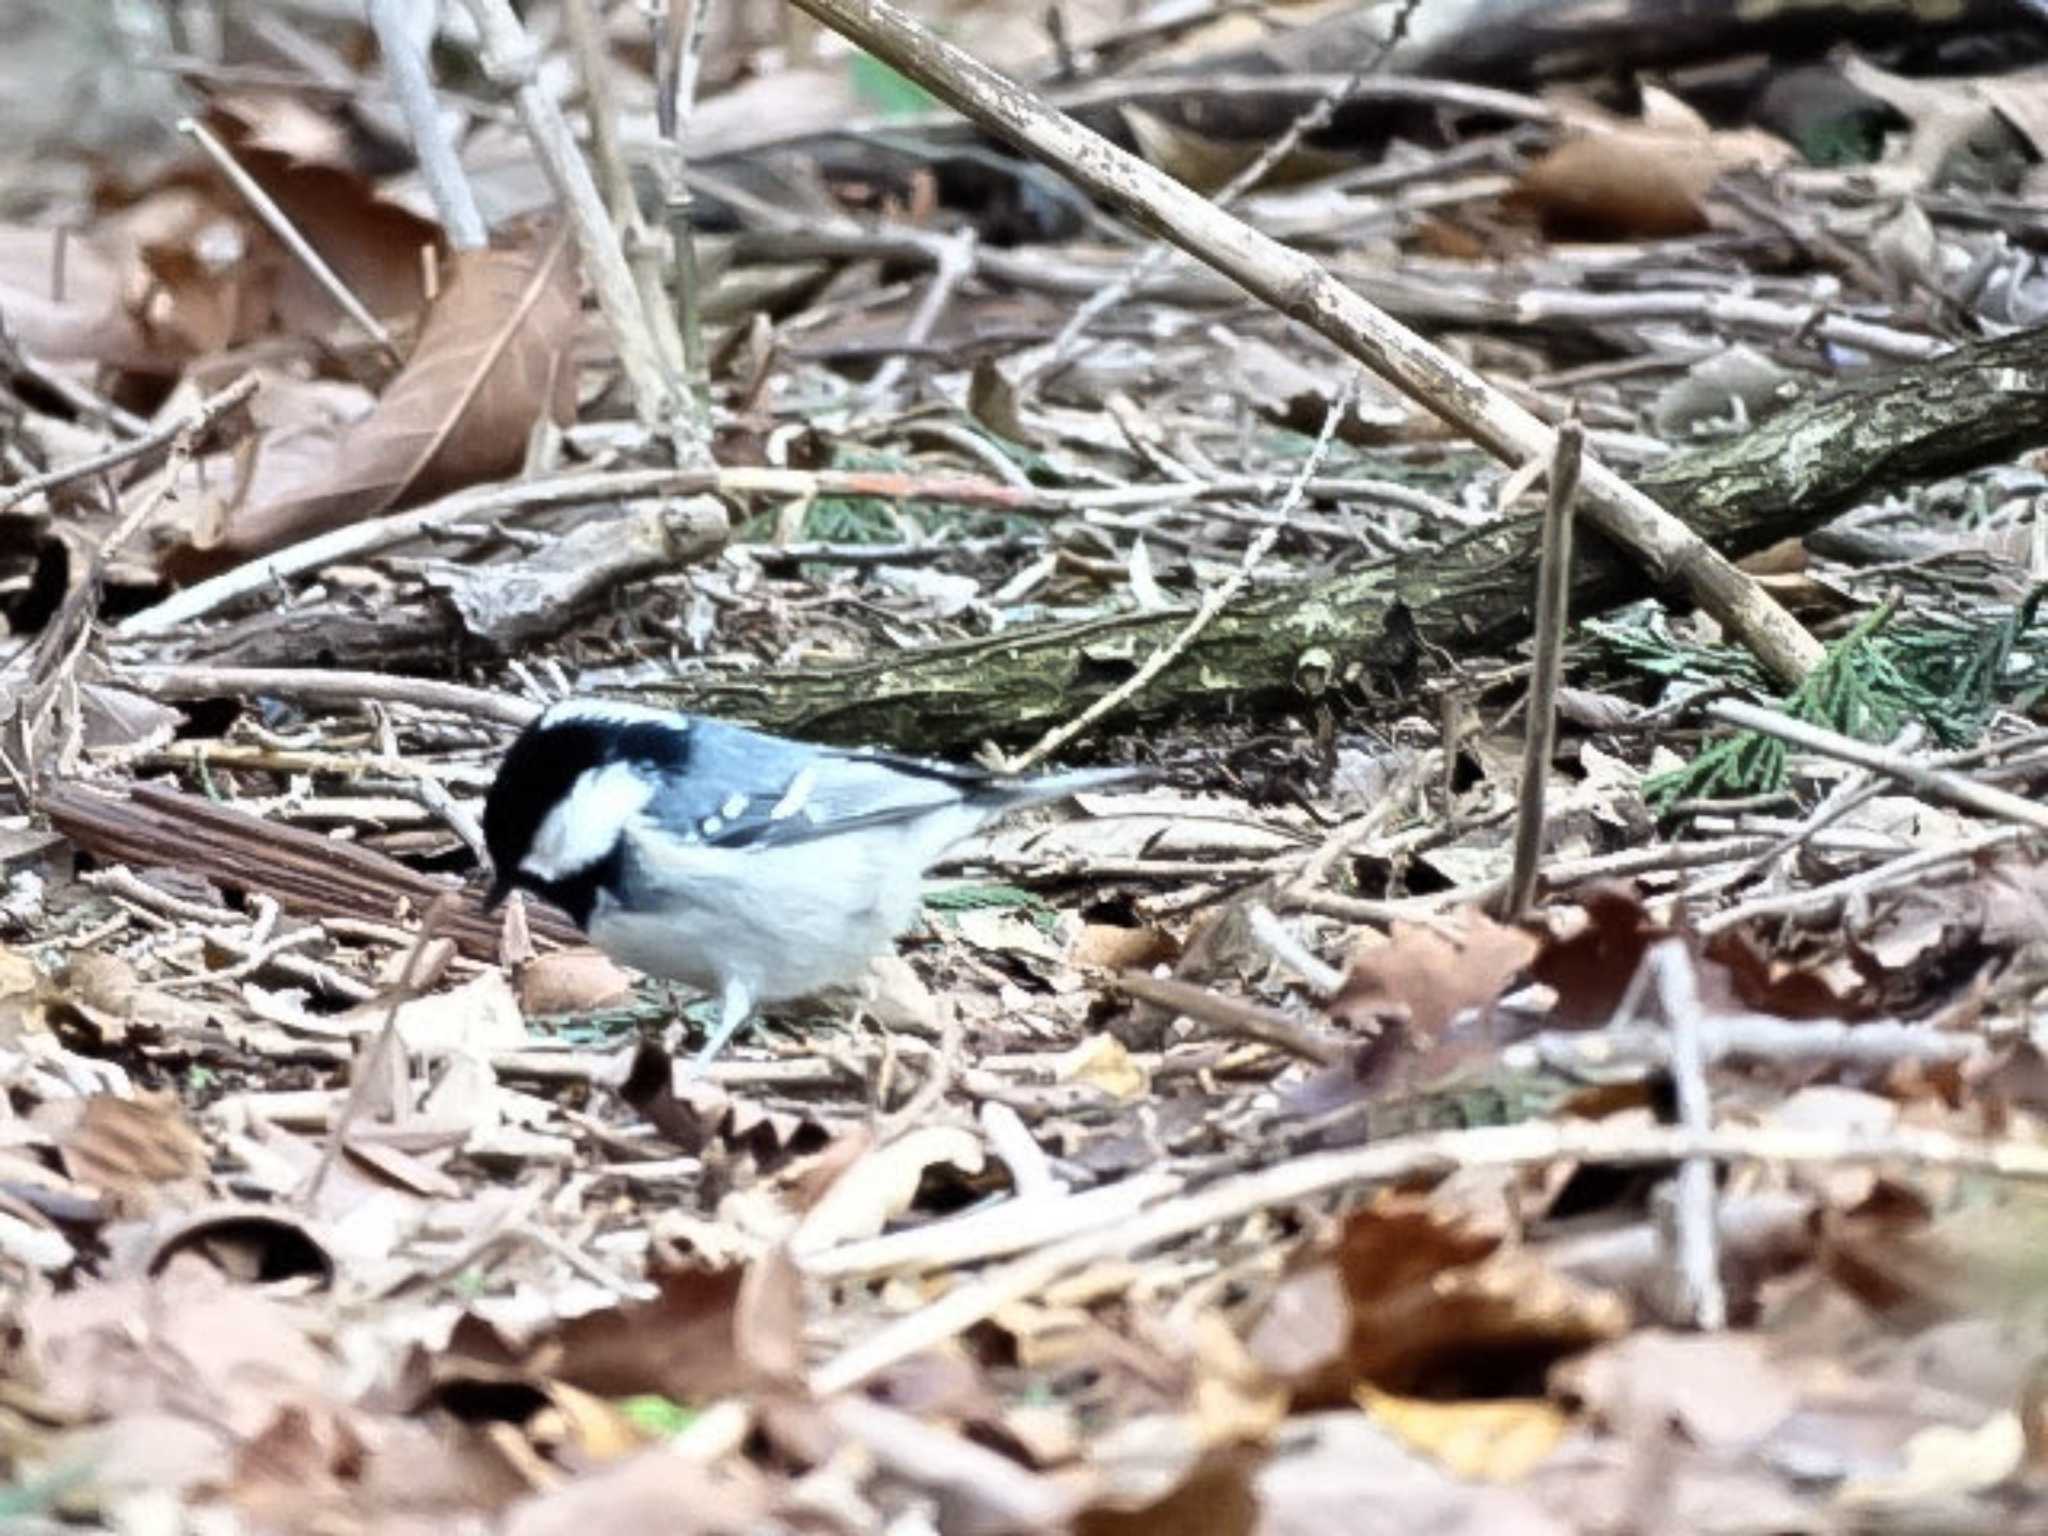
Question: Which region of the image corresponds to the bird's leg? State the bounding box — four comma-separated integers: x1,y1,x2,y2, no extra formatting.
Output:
690,976,755,1069
657,982,690,1055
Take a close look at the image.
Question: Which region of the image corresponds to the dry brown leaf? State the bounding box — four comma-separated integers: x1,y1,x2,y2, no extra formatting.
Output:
529,1262,772,1404
20,1253,332,1430
1076,1441,1263,1536
1553,1331,1799,1450
1251,1196,1625,1405
1330,909,1538,1050
1051,1034,1150,1100
50,1092,209,1217
1072,922,1180,973
517,948,637,1016
203,103,442,334
1512,88,1794,241
167,234,580,577
0,224,156,369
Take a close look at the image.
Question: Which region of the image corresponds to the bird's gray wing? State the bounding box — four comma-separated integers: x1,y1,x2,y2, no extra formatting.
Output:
637,720,975,851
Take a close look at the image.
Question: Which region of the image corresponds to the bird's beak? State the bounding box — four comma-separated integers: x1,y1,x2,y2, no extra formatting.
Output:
482,872,512,913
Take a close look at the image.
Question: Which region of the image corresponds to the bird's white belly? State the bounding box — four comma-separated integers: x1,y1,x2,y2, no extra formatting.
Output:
587,834,929,1002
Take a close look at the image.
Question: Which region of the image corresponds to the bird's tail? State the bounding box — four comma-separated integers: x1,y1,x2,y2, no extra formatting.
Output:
981,763,1156,810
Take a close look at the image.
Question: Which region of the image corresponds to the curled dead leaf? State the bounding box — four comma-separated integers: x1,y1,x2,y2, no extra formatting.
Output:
517,948,637,1016
790,1125,987,1255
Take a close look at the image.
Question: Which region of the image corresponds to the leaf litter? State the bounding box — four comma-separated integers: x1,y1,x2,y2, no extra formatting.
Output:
8,4,2048,1534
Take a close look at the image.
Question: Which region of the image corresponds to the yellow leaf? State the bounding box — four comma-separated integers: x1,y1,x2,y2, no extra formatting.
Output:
1355,1386,1568,1482
1053,1035,1148,1100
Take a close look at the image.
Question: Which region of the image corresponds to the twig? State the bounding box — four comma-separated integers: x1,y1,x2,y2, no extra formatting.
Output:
393,773,490,863
1246,903,1345,997
1698,824,2028,937
875,1001,964,1140
800,1170,1178,1278
777,0,1825,685
978,1101,1059,1199
563,0,687,379
0,320,146,437
1644,941,1727,1330
299,896,452,1207
12,375,260,781
366,0,488,250
1502,1015,1982,1077
1008,369,1360,770
652,0,710,397
719,72,1557,163
1513,289,1941,364
458,0,702,454
1707,699,2048,836
860,228,977,405
1677,725,1924,903
1116,972,1346,1066
0,374,257,513
179,117,403,364
1013,0,1423,395
117,665,537,727
1504,411,1582,920
1292,835,1786,925
808,1116,2048,1395
1281,751,1437,904
110,466,1462,637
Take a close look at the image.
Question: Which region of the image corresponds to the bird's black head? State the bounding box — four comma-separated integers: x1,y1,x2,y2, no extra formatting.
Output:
480,701,696,924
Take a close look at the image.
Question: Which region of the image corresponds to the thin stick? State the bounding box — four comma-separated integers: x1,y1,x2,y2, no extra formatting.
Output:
1708,698,2048,836
1115,972,1346,1066
563,0,688,378
366,0,488,250
299,895,453,1206
179,118,403,363
0,373,257,513
653,0,711,397
809,1116,2048,1395
1503,1015,1982,1076
1014,0,1424,394
1698,824,2027,937
109,466,1472,637
1648,941,1727,1330
459,0,702,453
1246,902,1345,997
1008,369,1360,770
120,664,538,727
13,375,260,778
1503,411,1582,920
860,228,976,405
776,0,1824,686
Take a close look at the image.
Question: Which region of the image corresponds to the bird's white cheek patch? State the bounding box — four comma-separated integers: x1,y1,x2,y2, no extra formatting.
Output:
522,762,656,880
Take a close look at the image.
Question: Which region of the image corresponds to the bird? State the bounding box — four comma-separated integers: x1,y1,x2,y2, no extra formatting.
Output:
479,698,1145,1065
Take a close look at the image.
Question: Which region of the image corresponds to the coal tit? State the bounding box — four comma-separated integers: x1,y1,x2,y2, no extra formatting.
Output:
481,699,1144,1065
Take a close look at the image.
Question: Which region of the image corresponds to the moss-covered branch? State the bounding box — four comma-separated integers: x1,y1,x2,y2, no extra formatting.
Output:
651,325,2048,752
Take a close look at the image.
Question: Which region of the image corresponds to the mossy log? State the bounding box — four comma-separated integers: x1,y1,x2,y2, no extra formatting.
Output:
652,325,2048,753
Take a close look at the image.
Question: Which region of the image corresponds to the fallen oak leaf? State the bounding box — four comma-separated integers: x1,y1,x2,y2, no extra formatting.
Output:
163,230,579,579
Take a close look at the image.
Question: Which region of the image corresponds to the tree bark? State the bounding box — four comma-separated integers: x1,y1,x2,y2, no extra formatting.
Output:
653,324,2048,751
